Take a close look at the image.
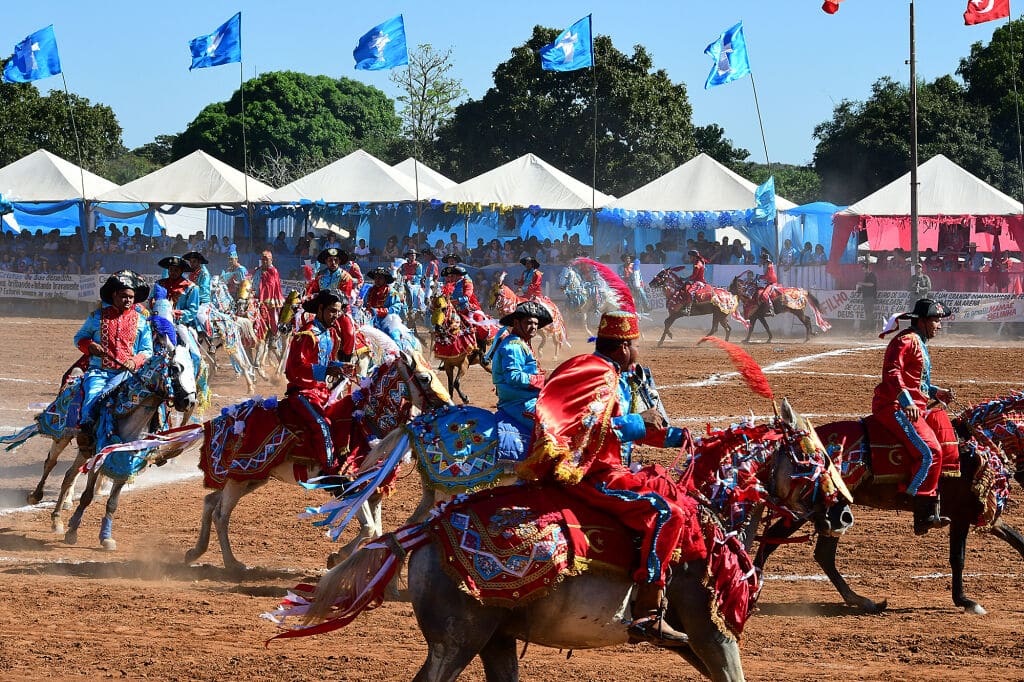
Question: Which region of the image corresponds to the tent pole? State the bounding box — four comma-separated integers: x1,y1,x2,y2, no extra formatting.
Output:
909,0,920,271
60,73,90,268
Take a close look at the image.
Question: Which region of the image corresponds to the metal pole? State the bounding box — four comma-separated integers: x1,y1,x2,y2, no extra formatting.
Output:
589,15,598,257
909,0,920,273
239,59,252,253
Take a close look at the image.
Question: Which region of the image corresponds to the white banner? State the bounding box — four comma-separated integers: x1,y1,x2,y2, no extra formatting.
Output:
0,270,83,300
813,289,1024,322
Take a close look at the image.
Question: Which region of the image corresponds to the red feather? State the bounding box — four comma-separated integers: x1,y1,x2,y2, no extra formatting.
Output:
698,336,774,401
571,258,635,313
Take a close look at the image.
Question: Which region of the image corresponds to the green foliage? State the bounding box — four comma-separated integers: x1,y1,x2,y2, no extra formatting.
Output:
97,152,157,185
742,163,822,206
172,71,402,183
694,123,750,167
390,44,466,166
435,27,697,197
132,134,177,167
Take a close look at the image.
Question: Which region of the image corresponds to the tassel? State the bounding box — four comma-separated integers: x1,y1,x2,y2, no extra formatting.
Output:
878,313,901,339
698,336,774,401
571,258,636,313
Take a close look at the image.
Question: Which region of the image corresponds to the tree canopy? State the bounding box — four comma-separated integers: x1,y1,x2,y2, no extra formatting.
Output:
435,27,698,197
390,44,466,168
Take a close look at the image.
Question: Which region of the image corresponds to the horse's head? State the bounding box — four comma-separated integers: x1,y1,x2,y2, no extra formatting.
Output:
155,326,198,412
648,268,675,290
954,390,1024,485
626,365,668,423
400,349,453,411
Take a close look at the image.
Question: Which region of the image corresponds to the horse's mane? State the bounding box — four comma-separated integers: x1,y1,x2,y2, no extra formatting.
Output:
360,325,400,360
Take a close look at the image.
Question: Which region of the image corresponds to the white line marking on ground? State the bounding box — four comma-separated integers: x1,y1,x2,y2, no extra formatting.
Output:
671,413,864,425
0,376,55,384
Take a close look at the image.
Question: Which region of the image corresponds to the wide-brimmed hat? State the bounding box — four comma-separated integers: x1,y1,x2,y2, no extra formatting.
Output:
301,288,345,314
442,253,462,263
596,311,640,341
100,270,150,305
687,249,701,258
182,251,209,265
317,247,349,264
899,298,952,320
367,266,395,284
441,265,467,277
421,248,436,259
499,301,553,328
520,256,540,268
158,255,189,270
405,249,419,257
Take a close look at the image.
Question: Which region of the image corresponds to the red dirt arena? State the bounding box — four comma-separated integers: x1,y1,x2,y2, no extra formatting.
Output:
0,315,1021,681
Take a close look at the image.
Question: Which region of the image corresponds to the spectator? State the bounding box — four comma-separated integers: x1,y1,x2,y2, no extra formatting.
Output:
447,232,465,256
65,254,82,274
964,243,985,271
798,241,814,265
294,232,311,258
471,237,487,264
382,236,401,261
856,260,878,332
811,244,828,265
729,240,747,264
908,263,931,298
694,231,712,256
501,240,517,263
485,239,501,264
157,227,173,250
91,258,105,274
272,231,289,254
323,233,342,250
779,238,800,270
353,238,371,258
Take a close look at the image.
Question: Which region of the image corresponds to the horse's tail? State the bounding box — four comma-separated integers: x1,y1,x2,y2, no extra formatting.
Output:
806,293,832,333
263,522,431,640
0,423,39,452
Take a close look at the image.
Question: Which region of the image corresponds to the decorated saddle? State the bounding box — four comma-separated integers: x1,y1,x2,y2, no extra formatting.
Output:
665,282,740,317
407,405,504,494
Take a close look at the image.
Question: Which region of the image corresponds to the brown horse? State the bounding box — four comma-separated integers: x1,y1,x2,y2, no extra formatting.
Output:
648,267,744,346
728,273,831,343
429,292,491,404
755,391,1024,615
490,271,568,360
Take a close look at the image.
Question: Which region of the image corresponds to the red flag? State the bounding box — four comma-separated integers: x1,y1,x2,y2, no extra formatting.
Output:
964,0,1011,25
822,1,843,14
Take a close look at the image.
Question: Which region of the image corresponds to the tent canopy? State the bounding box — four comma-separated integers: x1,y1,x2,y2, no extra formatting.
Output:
392,157,456,196
608,153,797,212
264,149,419,203
97,150,274,205
0,149,117,201
431,153,613,210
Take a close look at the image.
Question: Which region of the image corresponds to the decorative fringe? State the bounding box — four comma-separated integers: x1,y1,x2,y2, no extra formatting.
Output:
0,423,39,452
90,423,205,465
571,258,636,313
697,336,774,401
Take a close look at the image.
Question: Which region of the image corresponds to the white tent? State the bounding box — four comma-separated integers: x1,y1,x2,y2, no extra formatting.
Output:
0,149,117,201
97,150,274,205
431,153,613,210
264,149,419,203
608,153,796,212
392,158,457,196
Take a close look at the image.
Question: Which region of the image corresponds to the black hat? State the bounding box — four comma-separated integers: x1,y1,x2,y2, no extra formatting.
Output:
405,248,419,257
158,255,189,270
687,249,701,258
367,266,395,284
899,298,952,320
301,288,345,314
100,270,150,305
499,301,553,329
442,265,467,277
520,256,540,269
443,252,462,263
182,251,209,265
317,247,350,264
422,248,436,259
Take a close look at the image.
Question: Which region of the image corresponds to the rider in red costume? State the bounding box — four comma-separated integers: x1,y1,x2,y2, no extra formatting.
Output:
516,256,543,299
757,248,780,315
680,249,710,315
872,298,955,535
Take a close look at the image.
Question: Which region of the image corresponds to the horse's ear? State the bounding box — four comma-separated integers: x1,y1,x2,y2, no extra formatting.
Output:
779,396,797,427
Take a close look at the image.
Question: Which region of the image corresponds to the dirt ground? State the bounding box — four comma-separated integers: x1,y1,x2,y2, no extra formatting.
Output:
0,315,1022,681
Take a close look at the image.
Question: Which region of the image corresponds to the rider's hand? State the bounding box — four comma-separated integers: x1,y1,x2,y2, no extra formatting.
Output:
87,341,104,356
639,407,668,431
903,404,921,422
934,388,955,404
123,359,137,371
172,310,184,319
325,365,346,378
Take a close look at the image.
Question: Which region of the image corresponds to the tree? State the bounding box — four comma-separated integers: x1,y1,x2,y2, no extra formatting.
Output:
132,134,177,166
172,71,402,182
694,123,750,168
390,44,466,166
435,27,697,197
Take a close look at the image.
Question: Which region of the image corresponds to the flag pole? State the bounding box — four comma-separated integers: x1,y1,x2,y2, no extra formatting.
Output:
239,59,252,253
589,14,598,258
909,0,920,272
60,73,90,265
1007,15,1024,203
747,73,774,255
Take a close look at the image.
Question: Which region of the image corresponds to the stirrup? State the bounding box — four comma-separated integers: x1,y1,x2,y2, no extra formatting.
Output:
627,612,689,647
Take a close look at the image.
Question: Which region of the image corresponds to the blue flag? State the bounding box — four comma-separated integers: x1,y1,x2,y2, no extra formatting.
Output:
3,25,62,83
754,176,776,222
704,21,750,89
353,15,408,71
539,15,593,72
189,12,242,70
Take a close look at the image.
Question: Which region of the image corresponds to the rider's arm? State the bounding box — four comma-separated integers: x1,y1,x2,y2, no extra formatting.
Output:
176,287,200,326
496,341,544,390
133,315,154,364
74,312,100,354
881,335,915,408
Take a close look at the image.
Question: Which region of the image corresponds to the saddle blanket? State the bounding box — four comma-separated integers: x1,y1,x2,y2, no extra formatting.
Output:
409,405,504,494
200,400,301,489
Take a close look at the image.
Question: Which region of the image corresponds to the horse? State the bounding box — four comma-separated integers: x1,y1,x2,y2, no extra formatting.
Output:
196,276,257,392
428,292,491,404
648,268,744,346
233,279,287,381
754,391,1024,615
728,273,831,343
265,399,853,682
104,331,452,572
490,271,568,360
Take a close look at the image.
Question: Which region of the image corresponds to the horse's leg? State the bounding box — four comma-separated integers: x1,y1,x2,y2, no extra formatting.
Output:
477,633,519,682
671,563,744,682
455,362,470,405
990,519,1024,557
52,447,90,533
658,313,676,347
213,478,265,572
63,466,100,545
185,490,220,563
743,315,756,343
801,310,813,342
760,315,773,343
98,480,126,551
28,435,71,505
814,534,886,612
722,316,731,342
327,498,383,569
949,516,986,614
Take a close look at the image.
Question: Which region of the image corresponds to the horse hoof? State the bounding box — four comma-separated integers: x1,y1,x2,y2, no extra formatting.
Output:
63,529,78,545
100,538,117,551
52,520,65,534
62,498,74,511
225,561,247,574
961,601,987,615
26,492,42,506
184,549,203,564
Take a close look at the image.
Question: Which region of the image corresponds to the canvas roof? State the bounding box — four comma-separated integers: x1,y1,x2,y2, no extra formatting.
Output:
97,150,274,205
841,154,1023,216
392,157,457,196
607,153,796,212
264,149,420,203
0,149,118,202
431,153,613,210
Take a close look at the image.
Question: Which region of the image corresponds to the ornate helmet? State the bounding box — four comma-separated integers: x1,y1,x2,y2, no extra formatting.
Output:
100,270,150,304
499,300,553,329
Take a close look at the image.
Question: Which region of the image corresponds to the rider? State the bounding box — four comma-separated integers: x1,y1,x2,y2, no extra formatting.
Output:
156,256,201,329
873,298,955,535
363,266,403,328
310,247,355,300
440,253,462,296
442,264,491,346
679,249,709,316
281,288,350,473
400,249,425,310
518,310,698,648
757,248,779,316
339,250,364,299
516,256,543,299
251,250,285,330
220,245,249,298
421,249,440,295
487,301,550,462
182,251,212,305
73,271,153,445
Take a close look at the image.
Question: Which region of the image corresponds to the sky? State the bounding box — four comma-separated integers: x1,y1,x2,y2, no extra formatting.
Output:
1,1,1010,167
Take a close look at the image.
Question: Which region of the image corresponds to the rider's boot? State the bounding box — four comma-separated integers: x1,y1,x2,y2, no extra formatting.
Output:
912,495,950,536
627,582,689,647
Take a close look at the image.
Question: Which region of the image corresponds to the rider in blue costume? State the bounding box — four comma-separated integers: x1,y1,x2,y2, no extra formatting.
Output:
156,256,201,331
486,301,551,462
220,245,249,298
183,251,212,305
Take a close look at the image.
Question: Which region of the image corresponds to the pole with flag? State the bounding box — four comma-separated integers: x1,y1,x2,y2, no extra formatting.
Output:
539,15,596,249
188,13,248,246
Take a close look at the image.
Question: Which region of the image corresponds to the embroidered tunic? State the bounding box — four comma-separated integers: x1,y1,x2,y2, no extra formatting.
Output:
187,265,212,305
310,267,353,298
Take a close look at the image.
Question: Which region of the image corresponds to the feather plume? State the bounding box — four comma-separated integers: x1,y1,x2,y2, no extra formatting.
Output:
698,336,774,401
571,258,635,313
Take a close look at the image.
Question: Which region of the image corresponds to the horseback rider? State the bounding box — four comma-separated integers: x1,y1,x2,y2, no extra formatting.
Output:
679,249,709,316
309,247,355,300
440,253,462,296
363,266,403,328
487,301,550,462
183,251,212,305
156,256,201,330
251,250,285,330
421,249,440,296
280,288,351,473
757,248,780,316
401,249,425,310
73,271,153,447
874,298,955,535
220,245,249,298
339,250,363,297
518,310,698,648
442,264,493,347
516,256,543,299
